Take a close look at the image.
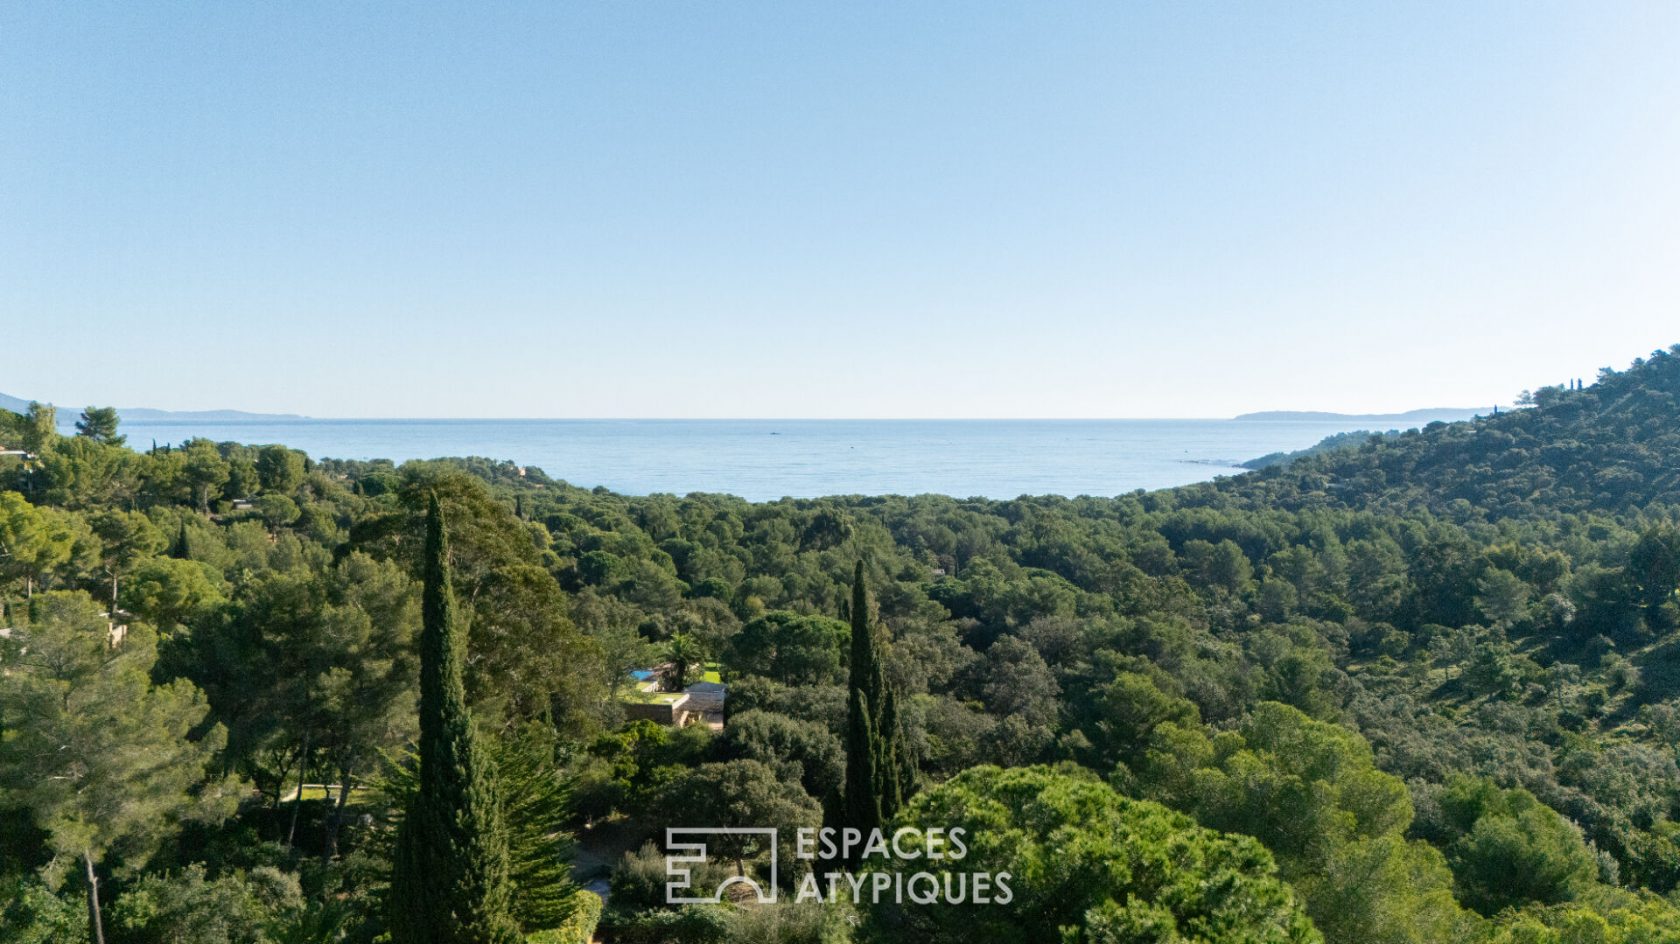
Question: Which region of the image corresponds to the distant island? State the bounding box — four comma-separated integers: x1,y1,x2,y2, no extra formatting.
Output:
1234,407,1483,424
0,391,306,423
116,407,311,422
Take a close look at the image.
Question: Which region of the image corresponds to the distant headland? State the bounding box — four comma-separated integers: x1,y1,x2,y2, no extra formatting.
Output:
0,391,307,423
1233,408,1483,424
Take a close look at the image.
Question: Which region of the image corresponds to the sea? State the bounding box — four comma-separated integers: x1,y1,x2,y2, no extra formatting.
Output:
109,418,1393,502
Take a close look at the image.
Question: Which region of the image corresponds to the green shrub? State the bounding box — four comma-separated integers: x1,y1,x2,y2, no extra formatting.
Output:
525,889,603,944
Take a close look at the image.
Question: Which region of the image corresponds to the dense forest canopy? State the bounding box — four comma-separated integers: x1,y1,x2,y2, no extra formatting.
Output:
5,345,1680,943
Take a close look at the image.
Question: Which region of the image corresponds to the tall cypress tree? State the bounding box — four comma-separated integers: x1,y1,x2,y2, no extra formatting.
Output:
169,519,191,560
839,560,910,864
876,685,904,817
842,685,880,852
389,496,521,944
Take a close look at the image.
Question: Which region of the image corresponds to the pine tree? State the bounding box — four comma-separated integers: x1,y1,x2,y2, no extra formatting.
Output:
388,496,521,944
0,592,238,944
497,724,581,931
838,560,910,864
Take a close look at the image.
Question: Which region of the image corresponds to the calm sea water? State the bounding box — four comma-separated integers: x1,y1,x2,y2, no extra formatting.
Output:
117,418,1379,502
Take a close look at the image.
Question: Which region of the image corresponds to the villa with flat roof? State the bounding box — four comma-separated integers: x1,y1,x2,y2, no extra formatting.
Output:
620,664,726,727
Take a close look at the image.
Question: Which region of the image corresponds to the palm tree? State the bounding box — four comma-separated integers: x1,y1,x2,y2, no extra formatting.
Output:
662,632,704,691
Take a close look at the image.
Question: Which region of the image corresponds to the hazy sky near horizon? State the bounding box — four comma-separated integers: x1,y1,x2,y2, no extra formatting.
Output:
3,4,1678,419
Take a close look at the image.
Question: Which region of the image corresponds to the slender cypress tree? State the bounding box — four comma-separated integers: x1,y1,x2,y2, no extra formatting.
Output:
838,561,910,864
847,562,876,707
169,519,191,560
389,496,521,944
876,685,904,817
842,686,880,849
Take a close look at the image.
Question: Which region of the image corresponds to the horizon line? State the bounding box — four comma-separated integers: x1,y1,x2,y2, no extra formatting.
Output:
101,411,1490,424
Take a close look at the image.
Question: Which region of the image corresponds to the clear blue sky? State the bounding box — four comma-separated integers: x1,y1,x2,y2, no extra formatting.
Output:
2,3,1677,418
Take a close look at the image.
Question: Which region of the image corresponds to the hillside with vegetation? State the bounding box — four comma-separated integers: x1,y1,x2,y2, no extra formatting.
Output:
5,346,1680,943
1208,350,1680,519
1241,428,1394,470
